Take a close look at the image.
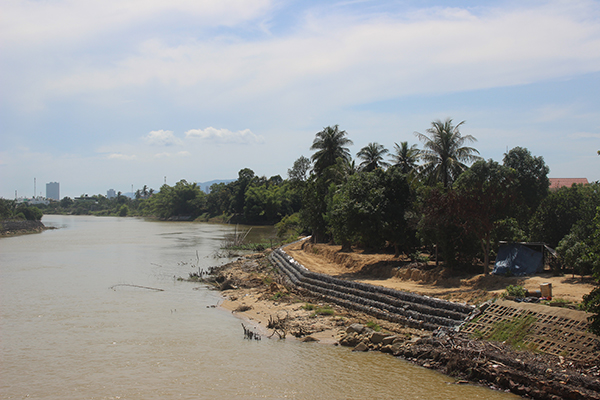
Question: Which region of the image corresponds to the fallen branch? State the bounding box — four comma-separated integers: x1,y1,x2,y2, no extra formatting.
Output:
110,284,164,291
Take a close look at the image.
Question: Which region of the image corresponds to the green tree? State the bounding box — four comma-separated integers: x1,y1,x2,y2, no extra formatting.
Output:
243,183,282,224
454,160,517,274
300,175,335,243
356,142,390,172
417,186,480,270
287,156,311,184
415,119,481,188
310,125,353,176
229,168,256,215
118,204,129,217
329,170,387,250
15,204,43,220
205,182,232,217
275,213,303,242
529,182,600,248
582,207,600,336
381,167,415,257
148,180,205,219
0,199,16,219
390,141,420,175
557,231,596,276
329,168,412,253
60,197,74,209
503,147,549,225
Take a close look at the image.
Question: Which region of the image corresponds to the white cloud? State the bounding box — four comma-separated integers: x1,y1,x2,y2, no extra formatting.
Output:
107,153,137,160
185,127,265,144
12,0,597,117
154,150,191,158
0,0,273,49
143,130,182,146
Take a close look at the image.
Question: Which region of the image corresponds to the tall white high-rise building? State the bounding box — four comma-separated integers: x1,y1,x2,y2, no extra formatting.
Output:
107,189,116,199
46,182,60,200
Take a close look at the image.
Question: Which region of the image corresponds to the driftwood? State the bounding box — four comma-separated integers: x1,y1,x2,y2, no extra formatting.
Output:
267,312,289,339
110,284,164,291
241,323,261,340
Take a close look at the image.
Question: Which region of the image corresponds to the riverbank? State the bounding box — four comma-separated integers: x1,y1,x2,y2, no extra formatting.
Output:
207,249,600,399
0,220,48,237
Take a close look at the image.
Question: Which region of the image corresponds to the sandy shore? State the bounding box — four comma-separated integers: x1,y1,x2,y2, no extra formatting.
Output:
209,252,422,344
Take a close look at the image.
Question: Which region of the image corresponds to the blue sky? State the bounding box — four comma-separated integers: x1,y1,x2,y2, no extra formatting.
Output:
1,0,599,199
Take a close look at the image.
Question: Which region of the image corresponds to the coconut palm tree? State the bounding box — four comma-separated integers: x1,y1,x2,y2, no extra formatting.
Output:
415,119,481,188
357,142,390,172
310,125,353,176
390,141,421,175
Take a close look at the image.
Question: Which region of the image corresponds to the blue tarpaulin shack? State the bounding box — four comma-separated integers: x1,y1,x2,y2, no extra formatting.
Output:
492,242,546,276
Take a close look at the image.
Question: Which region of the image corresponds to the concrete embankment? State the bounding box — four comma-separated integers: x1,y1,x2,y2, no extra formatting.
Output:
270,247,475,331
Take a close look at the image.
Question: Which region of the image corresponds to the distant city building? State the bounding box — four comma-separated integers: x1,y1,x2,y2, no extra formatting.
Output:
46,182,60,200
107,189,116,199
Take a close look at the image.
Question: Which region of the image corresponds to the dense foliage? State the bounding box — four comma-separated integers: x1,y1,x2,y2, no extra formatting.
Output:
0,199,43,221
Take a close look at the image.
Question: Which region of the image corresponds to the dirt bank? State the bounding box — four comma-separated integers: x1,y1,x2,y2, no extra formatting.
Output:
205,250,600,399
284,241,595,305
0,220,47,237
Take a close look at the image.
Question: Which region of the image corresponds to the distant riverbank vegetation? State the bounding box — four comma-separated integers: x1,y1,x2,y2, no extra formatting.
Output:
4,119,599,334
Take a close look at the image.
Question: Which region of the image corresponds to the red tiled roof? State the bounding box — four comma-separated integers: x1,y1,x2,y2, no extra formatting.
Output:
549,178,589,190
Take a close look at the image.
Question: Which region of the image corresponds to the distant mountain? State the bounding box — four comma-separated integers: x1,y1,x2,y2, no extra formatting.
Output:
197,179,236,193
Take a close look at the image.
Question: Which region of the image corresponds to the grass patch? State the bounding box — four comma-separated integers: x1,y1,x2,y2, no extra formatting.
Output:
366,321,382,332
303,303,335,317
262,276,274,286
541,297,571,307
483,314,537,350
270,291,289,301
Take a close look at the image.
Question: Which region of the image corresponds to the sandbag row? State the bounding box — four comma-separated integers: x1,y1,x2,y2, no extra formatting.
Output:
269,248,474,331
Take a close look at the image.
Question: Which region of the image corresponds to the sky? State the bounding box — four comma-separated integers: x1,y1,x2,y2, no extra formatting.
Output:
1,0,599,199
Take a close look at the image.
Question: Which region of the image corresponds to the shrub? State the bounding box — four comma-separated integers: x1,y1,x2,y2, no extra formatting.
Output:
503,285,526,298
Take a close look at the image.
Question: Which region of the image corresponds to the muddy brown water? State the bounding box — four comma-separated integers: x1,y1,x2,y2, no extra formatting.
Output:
0,215,518,399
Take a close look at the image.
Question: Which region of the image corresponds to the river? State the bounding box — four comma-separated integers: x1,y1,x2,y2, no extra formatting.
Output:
0,215,518,399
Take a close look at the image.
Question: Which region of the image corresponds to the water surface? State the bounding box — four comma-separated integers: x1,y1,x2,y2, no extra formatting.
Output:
0,215,518,399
